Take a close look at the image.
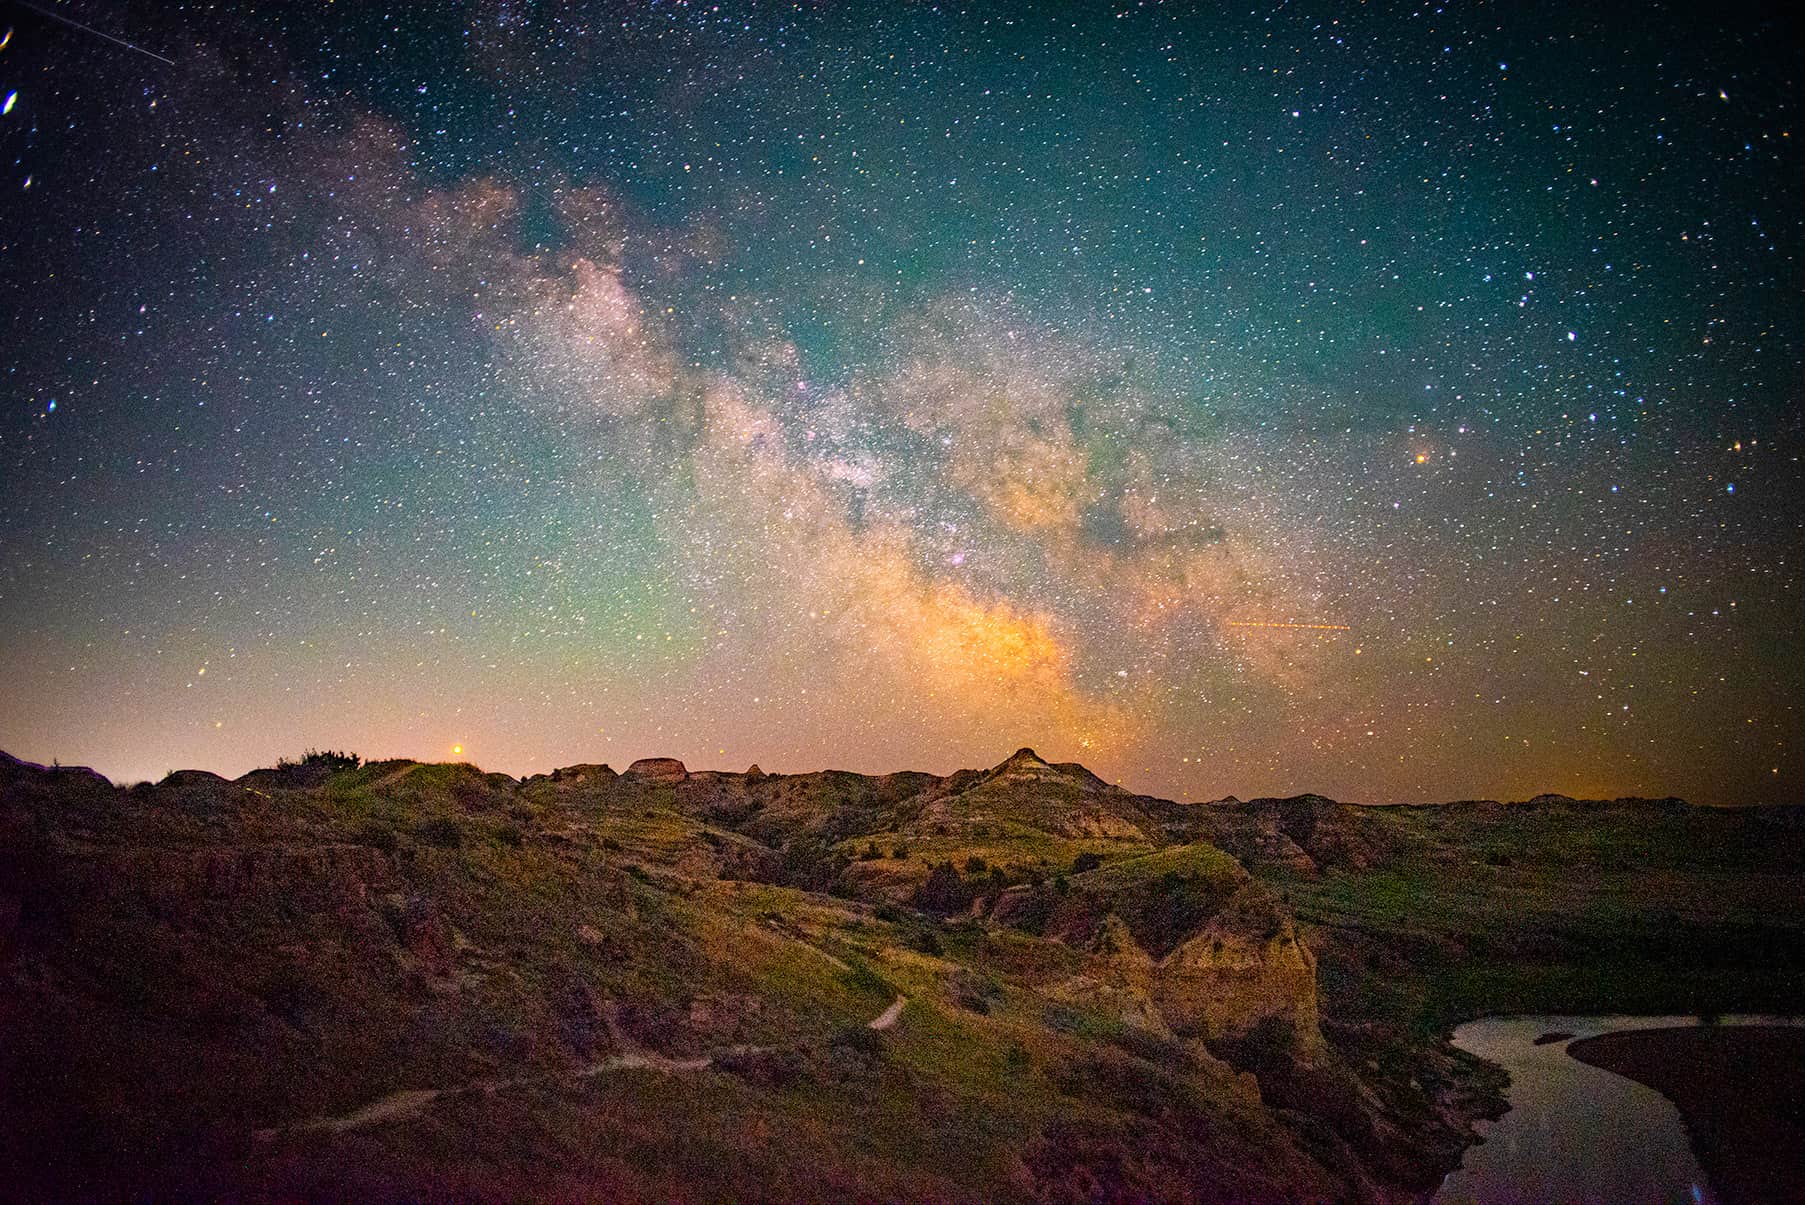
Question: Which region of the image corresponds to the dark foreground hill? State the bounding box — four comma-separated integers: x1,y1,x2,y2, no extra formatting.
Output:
1,748,1799,1202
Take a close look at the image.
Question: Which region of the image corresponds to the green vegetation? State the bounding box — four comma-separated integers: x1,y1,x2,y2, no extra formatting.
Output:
1184,798,1805,1036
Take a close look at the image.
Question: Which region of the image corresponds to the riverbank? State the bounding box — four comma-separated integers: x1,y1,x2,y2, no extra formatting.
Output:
1568,1025,1805,1205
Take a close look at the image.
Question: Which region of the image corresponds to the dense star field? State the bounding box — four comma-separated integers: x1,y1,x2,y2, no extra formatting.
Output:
0,2,1797,802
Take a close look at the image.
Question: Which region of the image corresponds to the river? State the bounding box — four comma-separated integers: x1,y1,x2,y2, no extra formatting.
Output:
1432,1014,1796,1205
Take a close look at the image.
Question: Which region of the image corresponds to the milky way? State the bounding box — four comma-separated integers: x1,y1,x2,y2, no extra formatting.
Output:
0,2,1798,802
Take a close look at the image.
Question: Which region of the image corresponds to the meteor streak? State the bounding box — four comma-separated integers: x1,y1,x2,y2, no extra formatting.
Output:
9,0,173,65
1226,621,1351,631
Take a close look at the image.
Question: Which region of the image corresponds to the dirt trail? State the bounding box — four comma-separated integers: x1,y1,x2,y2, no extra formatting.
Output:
258,995,908,1141
762,917,853,970
258,1088,455,1140
578,1051,714,1076
868,996,906,1030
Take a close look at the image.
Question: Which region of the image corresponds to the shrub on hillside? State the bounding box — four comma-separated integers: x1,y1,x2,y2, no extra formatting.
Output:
715,1046,809,1089
354,821,399,854
415,817,463,848
779,834,850,892
911,861,975,914
276,749,362,773
1116,870,1239,957
948,967,1001,1014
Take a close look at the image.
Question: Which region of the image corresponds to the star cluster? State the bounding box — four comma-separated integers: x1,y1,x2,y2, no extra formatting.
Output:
0,2,1797,802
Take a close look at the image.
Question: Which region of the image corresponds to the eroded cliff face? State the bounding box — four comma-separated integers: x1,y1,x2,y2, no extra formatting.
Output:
1154,885,1323,1052
990,853,1330,1125
1041,892,1324,1054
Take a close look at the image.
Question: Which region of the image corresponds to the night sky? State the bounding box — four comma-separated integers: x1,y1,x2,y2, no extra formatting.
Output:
0,1,1798,803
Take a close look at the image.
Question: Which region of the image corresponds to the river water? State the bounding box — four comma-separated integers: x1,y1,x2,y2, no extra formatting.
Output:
1431,1014,1790,1205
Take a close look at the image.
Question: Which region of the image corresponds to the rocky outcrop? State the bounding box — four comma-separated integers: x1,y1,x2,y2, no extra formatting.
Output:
1028,869,1324,1059
1182,794,1410,875
550,763,618,784
991,836,1330,1108
985,747,1062,781
982,747,1121,795
906,750,1158,843
624,757,688,784
1151,884,1322,1053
